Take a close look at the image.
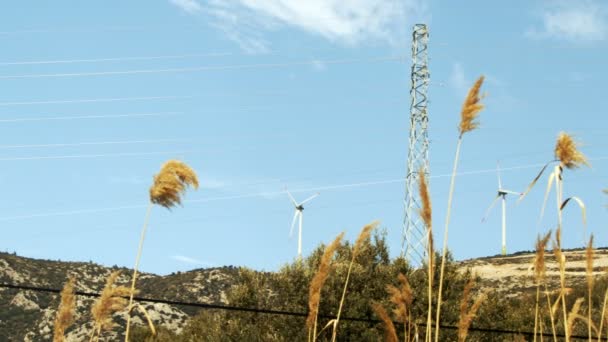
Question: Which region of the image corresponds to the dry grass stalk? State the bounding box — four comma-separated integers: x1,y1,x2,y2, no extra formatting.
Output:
331,222,378,342
555,132,589,169
458,76,485,136
457,278,485,342
418,169,434,342
585,235,594,341
387,273,413,339
53,277,76,342
435,75,485,342
553,228,571,342
372,302,398,342
125,159,199,342
90,271,132,341
566,297,585,340
307,232,344,342
533,232,552,342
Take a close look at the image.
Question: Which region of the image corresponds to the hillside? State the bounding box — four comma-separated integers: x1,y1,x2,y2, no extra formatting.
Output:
1,248,607,341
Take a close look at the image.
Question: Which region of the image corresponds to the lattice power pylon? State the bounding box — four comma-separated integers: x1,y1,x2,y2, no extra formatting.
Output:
402,24,430,267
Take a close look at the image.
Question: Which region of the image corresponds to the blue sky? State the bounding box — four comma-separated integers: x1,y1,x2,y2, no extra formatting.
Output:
0,0,607,275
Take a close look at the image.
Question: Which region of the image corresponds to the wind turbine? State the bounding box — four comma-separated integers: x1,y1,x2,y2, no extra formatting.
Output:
482,162,522,256
286,189,319,259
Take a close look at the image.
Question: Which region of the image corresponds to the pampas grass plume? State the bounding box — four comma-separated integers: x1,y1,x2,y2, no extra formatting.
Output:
150,160,199,208
53,277,76,342
372,302,398,342
459,76,485,136
306,232,344,330
92,272,132,334
555,132,589,169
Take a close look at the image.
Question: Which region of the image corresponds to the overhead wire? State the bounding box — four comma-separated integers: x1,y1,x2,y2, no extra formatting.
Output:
0,56,405,79
0,111,181,123
0,52,232,66
2,157,607,222
0,138,189,150
0,282,590,340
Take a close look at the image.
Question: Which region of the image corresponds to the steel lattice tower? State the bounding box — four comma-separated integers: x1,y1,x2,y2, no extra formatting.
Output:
402,24,430,267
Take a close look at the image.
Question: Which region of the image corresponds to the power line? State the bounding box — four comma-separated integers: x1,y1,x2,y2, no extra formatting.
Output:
0,111,180,123
0,138,188,150
0,52,231,66
3,158,607,222
0,95,194,106
0,150,190,162
0,282,589,339
0,56,404,80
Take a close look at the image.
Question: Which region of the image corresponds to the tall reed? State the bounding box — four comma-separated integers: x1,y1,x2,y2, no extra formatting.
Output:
457,278,485,342
90,271,132,342
53,277,76,342
435,75,485,342
372,302,398,342
330,222,378,341
124,160,198,342
387,273,414,340
585,235,594,341
418,168,434,342
533,231,553,342
306,232,344,342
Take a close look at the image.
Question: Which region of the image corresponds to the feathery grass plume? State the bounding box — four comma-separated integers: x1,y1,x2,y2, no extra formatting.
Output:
307,232,344,342
150,160,199,208
331,222,378,342
435,75,485,342
53,277,76,342
533,231,552,342
555,132,589,169
90,272,131,340
125,159,199,342
566,297,585,340
458,76,484,136
418,169,434,342
457,278,485,342
387,273,413,338
372,302,398,342
585,235,594,341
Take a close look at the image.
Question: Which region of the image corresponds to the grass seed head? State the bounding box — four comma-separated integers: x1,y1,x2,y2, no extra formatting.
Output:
53,277,76,342
554,132,589,169
534,231,552,284
586,235,594,290
352,221,378,259
372,302,398,342
387,273,413,323
459,76,485,136
149,159,199,208
91,271,132,332
306,232,344,329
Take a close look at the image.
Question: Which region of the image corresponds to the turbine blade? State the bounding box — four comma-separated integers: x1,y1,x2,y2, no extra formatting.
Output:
285,188,298,207
289,211,299,237
502,189,523,196
300,192,319,205
482,194,501,222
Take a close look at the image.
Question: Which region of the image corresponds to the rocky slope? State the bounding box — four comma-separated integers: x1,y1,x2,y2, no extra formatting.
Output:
2,248,607,341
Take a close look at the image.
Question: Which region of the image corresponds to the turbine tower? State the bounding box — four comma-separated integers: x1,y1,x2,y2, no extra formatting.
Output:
402,24,430,267
286,190,319,259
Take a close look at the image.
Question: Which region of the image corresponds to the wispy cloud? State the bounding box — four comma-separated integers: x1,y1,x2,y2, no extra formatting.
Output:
171,254,213,266
170,0,427,52
448,62,467,93
169,0,203,14
527,0,607,41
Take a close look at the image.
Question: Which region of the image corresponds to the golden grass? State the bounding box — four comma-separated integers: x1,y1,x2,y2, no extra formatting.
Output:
458,76,484,136
435,75,485,342
306,232,344,342
372,302,398,342
418,169,434,342
533,231,552,342
457,278,485,342
585,236,594,341
330,222,378,342
53,277,76,342
90,271,131,341
554,132,589,169
125,159,199,342
387,273,413,338
149,159,199,208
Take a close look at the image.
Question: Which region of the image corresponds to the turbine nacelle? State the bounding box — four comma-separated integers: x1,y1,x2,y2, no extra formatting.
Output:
285,188,319,259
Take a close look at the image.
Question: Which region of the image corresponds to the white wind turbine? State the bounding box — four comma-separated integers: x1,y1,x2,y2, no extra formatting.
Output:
286,189,319,259
482,162,522,256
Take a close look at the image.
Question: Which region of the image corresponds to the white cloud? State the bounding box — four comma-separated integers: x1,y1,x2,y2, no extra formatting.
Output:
171,254,213,266
527,1,607,41
170,0,203,13
199,0,427,51
310,59,327,71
